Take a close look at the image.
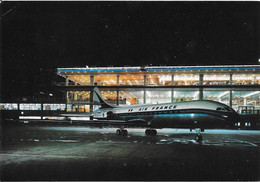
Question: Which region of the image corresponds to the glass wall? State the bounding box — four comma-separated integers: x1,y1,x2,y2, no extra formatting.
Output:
146,89,171,104
174,74,199,85
173,90,199,102
232,91,260,110
119,89,144,105
67,75,90,85
146,75,172,86
255,74,260,84
67,104,72,112
94,75,117,86
119,75,144,86
20,103,41,110
203,90,230,106
66,104,89,112
100,90,117,104
233,74,255,85
0,103,18,110
43,104,66,110
67,91,90,102
203,74,230,85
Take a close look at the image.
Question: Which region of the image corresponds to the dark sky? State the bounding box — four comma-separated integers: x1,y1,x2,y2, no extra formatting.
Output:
1,1,260,98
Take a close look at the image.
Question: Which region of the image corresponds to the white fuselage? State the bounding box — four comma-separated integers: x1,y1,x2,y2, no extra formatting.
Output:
94,100,233,119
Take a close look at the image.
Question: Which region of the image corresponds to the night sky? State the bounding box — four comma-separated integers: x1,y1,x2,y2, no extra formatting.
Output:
1,1,260,99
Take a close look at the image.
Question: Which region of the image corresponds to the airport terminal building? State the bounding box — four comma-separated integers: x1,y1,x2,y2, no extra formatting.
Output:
57,65,260,115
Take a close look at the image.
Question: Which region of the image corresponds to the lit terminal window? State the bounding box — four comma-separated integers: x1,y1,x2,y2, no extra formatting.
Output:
232,91,260,111
233,74,255,85
174,74,199,85
43,104,66,110
203,74,230,85
173,91,199,102
255,74,260,84
146,75,172,86
78,105,89,112
94,75,117,86
67,75,90,86
119,90,144,105
0,103,18,110
66,104,89,112
20,103,41,110
203,91,230,106
100,91,117,104
146,90,171,104
119,75,144,86
68,91,90,102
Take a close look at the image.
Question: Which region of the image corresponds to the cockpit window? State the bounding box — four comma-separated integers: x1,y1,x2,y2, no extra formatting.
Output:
216,106,231,112
216,107,227,111
224,106,232,111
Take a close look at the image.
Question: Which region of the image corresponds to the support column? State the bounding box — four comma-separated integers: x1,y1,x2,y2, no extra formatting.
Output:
243,98,247,106
230,74,233,85
65,77,69,112
143,89,146,104
229,90,232,107
117,75,120,85
17,102,20,112
116,89,119,105
65,77,69,86
90,75,94,86
90,88,94,120
144,75,147,86
199,74,203,85
199,88,203,100
41,102,43,119
171,88,174,103
171,75,174,85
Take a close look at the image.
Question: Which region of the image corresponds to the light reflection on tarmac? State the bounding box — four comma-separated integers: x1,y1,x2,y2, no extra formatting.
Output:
1,126,260,181
36,127,260,147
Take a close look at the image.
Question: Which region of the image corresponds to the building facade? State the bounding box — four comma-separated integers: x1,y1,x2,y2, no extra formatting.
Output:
57,65,260,115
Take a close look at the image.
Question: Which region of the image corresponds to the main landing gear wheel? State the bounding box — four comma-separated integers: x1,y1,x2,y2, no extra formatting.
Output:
195,134,202,141
116,129,128,135
195,128,202,141
145,129,157,136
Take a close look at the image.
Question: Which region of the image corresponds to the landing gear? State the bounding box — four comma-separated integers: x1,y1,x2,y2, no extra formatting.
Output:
195,128,203,141
195,134,202,141
116,129,128,135
145,129,157,136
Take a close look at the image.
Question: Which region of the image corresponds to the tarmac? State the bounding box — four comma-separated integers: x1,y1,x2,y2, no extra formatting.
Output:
1,124,260,181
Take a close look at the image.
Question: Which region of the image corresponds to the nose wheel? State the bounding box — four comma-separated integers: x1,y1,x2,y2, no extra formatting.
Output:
145,129,157,136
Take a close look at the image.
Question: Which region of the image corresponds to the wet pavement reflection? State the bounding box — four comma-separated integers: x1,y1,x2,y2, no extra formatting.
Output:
1,126,260,181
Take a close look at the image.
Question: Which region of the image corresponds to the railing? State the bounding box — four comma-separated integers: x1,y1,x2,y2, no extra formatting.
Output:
56,81,259,86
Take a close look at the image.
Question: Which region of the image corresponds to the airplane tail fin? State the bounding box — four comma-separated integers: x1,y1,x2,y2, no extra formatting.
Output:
93,87,117,109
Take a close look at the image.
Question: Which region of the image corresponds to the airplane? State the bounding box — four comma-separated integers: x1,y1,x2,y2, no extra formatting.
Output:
93,87,241,141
